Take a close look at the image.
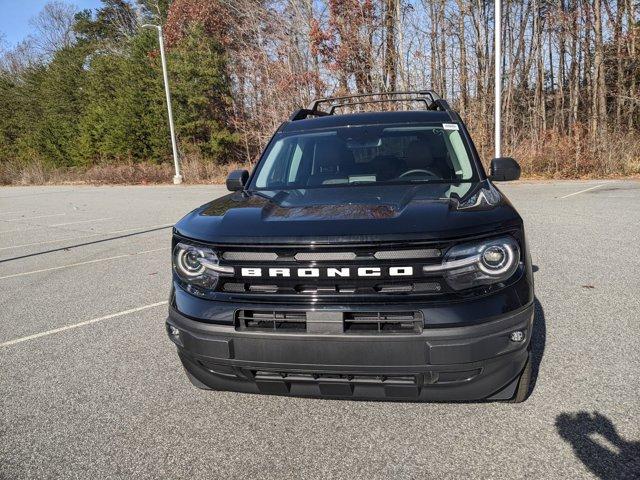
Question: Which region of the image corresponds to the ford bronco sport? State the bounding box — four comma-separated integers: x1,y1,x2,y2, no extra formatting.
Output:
166,91,534,402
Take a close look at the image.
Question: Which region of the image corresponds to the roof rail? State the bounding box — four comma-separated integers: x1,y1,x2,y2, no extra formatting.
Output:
327,97,431,114
289,108,330,121
290,90,453,121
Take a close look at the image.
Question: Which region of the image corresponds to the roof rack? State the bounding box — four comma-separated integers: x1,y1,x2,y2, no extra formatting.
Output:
289,90,454,121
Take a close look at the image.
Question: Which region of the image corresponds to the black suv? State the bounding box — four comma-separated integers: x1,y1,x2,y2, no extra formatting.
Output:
166,91,534,402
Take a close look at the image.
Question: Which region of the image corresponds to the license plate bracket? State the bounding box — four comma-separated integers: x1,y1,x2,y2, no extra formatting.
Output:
306,311,343,334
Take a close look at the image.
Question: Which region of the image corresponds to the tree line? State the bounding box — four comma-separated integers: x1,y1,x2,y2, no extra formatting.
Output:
0,0,638,183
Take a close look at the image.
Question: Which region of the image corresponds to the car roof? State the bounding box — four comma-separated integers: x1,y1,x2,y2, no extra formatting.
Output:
279,110,453,133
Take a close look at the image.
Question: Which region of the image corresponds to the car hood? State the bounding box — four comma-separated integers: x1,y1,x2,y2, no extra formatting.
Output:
174,182,522,244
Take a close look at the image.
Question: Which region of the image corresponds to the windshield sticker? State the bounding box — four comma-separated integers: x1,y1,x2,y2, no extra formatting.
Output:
443,123,459,131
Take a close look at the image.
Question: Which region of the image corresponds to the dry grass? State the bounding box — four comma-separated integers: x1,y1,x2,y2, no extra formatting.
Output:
180,154,252,184
0,155,252,186
1,131,638,185
508,129,640,178
0,159,58,185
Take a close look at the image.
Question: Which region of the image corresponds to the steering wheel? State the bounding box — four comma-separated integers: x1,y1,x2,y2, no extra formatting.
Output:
399,168,440,179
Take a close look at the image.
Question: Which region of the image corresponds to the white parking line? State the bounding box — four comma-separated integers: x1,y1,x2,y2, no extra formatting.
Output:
50,217,114,227
0,247,165,280
0,211,25,216
3,219,114,234
0,223,173,251
1,213,66,222
559,184,605,199
0,226,40,234
0,301,168,347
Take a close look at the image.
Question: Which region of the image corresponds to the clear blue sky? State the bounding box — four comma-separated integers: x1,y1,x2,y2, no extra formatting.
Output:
0,0,102,48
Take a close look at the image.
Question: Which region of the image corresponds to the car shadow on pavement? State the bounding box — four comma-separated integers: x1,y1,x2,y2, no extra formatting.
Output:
528,297,546,395
555,411,640,479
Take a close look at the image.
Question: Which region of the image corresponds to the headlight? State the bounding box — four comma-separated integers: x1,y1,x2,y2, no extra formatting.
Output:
423,236,520,290
173,242,234,290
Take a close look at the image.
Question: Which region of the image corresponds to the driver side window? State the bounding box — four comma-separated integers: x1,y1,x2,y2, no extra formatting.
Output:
255,140,293,188
287,144,303,183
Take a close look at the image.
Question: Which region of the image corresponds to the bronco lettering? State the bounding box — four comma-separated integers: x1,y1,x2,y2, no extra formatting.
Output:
239,266,415,277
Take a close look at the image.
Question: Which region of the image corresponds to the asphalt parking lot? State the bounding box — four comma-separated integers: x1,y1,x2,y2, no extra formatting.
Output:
1,180,639,479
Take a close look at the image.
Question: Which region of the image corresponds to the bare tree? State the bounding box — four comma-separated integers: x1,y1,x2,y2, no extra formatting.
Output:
384,0,398,91
157,0,639,174
29,1,78,57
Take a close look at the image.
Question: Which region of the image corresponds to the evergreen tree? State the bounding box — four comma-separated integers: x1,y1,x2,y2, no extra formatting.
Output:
77,31,169,163
31,46,88,166
170,24,239,162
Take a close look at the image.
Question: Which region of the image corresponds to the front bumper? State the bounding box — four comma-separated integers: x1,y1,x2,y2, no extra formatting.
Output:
167,301,534,402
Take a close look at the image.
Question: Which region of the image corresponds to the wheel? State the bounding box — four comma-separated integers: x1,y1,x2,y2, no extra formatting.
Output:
508,352,532,403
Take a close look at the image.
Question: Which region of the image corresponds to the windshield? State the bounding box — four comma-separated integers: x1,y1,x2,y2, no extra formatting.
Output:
250,123,479,190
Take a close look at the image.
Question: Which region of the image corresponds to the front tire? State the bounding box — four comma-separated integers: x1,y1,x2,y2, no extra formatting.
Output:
508,352,532,403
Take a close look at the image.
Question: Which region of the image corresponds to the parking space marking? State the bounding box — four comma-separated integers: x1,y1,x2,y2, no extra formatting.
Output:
559,184,605,199
0,226,39,234
1,213,66,222
50,217,114,227
0,223,173,251
0,247,165,280
0,301,168,347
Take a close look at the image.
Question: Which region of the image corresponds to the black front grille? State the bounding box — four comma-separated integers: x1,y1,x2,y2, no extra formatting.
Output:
176,229,523,304
221,246,442,262
223,281,442,295
235,310,423,334
214,240,451,301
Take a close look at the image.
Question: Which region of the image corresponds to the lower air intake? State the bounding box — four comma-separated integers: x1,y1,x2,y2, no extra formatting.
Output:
236,310,307,332
343,312,423,334
235,310,423,334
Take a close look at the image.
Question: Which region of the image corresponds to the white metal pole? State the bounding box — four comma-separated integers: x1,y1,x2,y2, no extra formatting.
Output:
155,25,182,184
494,0,502,159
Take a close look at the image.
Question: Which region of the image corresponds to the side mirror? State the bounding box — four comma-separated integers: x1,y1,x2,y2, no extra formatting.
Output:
490,157,521,182
226,169,249,191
